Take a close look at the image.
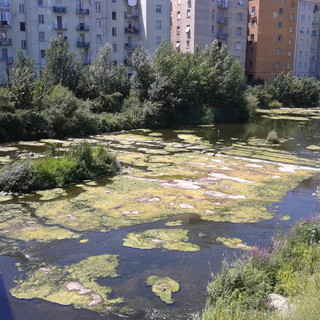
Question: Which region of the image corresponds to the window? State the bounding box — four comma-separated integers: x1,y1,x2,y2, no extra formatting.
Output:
298,50,302,57
177,0,181,4
177,11,180,19
251,21,256,27
95,2,101,12
287,62,291,68
113,61,117,66
21,40,27,49
212,10,215,19
249,61,253,67
252,6,256,13
176,26,180,34
20,22,25,31
300,27,304,33
289,14,294,20
187,9,191,18
38,14,44,24
39,31,45,41
96,34,101,43
96,18,101,27
298,62,301,69
279,8,283,14
250,34,254,41
237,27,242,35
112,43,117,52
40,50,46,58
112,11,116,20
38,0,43,6
275,62,280,68
288,38,293,44
238,0,243,5
186,40,190,48
19,4,25,13
156,4,161,13
236,42,241,49
186,25,191,38
211,25,214,34
289,26,293,32
288,50,292,56
112,0,116,2
112,27,117,36
277,34,282,41
276,48,281,55
156,36,161,45
156,20,162,29
187,0,191,8
278,22,282,28
301,15,305,22
237,12,243,21
249,47,254,55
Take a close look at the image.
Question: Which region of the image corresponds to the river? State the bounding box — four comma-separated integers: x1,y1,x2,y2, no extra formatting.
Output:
0,109,319,320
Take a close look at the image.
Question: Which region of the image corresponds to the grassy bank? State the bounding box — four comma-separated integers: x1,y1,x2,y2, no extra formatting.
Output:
197,216,320,320
0,143,120,193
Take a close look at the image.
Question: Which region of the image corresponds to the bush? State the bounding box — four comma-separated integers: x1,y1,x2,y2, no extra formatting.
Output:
0,143,120,193
266,130,280,144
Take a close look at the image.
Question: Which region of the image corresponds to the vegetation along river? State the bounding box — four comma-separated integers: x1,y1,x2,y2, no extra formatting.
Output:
0,109,319,320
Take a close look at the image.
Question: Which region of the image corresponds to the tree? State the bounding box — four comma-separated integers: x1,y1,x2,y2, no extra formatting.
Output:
8,50,36,109
43,37,82,92
88,43,129,98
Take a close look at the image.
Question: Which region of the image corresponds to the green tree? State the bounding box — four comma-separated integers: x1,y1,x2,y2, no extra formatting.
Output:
43,37,82,92
8,50,36,109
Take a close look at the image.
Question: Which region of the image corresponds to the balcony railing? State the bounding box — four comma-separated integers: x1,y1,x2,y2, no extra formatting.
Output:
54,23,67,30
217,17,228,23
125,26,139,34
76,8,89,15
53,6,67,13
217,32,229,38
0,38,12,45
76,24,89,31
77,41,90,48
124,12,138,19
217,0,229,8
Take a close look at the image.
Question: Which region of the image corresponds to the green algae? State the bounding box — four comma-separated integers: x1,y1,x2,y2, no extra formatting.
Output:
256,108,320,117
261,115,311,121
0,195,13,202
177,134,203,144
18,141,46,146
216,236,252,250
146,276,179,304
36,188,67,201
80,239,89,243
306,145,320,151
165,221,183,227
10,254,123,312
279,215,291,221
123,229,200,251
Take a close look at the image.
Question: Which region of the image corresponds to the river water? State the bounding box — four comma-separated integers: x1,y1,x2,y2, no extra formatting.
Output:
0,111,319,320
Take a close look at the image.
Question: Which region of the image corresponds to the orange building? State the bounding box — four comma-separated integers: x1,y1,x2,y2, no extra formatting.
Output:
246,0,298,81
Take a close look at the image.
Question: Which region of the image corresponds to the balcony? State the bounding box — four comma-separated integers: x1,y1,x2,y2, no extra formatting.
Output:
76,23,89,31
125,43,135,50
124,12,138,19
54,23,67,30
312,21,319,26
1,57,13,64
53,6,67,13
0,20,10,28
0,38,12,45
311,31,318,38
125,26,139,34
76,8,89,15
217,17,228,24
77,41,90,48
217,0,229,8
217,32,229,39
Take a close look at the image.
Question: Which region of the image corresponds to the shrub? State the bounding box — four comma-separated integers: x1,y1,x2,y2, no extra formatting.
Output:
268,100,282,109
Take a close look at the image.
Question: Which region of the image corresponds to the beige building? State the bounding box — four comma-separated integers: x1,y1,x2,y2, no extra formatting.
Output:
294,0,320,79
0,0,171,82
171,0,248,66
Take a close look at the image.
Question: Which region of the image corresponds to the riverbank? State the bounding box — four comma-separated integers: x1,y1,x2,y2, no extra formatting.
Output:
197,215,320,320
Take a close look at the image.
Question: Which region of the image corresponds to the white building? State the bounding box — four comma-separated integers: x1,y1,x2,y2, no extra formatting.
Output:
0,0,171,82
294,0,320,78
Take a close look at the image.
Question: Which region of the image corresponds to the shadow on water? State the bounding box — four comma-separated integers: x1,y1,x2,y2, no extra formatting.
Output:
0,274,14,320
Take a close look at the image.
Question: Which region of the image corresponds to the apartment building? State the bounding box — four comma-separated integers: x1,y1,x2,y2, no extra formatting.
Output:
171,0,248,67
246,0,298,82
294,0,320,78
0,0,170,82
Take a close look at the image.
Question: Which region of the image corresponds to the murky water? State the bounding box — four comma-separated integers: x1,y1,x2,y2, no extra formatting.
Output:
0,111,319,320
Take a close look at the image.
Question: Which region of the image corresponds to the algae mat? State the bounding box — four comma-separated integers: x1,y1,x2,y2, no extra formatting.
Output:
0,131,319,242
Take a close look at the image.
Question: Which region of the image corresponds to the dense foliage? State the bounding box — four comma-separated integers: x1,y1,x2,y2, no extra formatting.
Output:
0,39,319,142
197,216,320,320
0,143,120,193
248,72,320,109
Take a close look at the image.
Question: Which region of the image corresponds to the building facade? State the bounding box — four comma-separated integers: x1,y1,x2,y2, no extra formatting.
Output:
294,0,320,78
0,0,171,82
246,0,298,82
171,0,248,67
